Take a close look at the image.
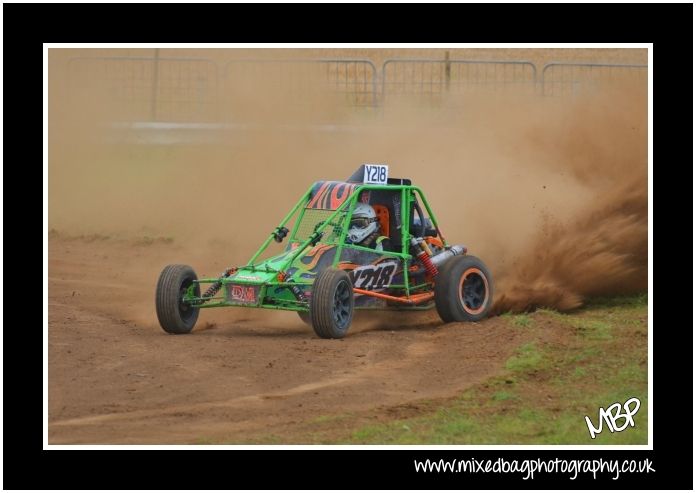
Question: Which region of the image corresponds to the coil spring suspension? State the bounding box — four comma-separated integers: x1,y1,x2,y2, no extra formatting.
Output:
417,251,439,277
200,268,236,303
411,237,439,278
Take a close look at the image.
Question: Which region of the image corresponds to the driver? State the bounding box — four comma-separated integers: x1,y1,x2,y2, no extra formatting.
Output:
346,203,391,252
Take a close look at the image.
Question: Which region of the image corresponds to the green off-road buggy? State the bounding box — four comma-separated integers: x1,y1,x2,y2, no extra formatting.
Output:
156,165,493,338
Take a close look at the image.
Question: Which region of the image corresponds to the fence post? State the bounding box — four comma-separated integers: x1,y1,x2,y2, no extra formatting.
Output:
444,51,451,91
151,48,160,121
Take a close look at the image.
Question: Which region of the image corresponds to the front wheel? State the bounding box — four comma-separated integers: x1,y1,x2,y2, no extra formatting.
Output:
434,255,493,323
155,264,200,334
310,269,354,339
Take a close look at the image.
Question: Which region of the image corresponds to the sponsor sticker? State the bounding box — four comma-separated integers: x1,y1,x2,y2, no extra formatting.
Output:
226,284,259,304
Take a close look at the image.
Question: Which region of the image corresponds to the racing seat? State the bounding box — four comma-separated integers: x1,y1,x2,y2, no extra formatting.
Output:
372,204,396,252
365,189,402,252
372,205,390,238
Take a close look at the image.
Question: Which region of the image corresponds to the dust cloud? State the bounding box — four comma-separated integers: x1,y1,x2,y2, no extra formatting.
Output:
49,50,647,313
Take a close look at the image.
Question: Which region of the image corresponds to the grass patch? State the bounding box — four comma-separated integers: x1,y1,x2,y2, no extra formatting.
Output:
535,307,561,317
584,293,648,309
566,318,613,341
237,433,284,445
505,343,545,372
492,390,515,401
501,312,535,328
536,304,616,341
310,412,354,424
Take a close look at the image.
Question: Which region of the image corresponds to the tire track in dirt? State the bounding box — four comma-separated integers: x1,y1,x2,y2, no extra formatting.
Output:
51,336,441,428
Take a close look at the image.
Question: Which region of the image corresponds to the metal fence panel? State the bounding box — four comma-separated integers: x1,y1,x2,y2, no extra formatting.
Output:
382,59,537,103
224,58,378,110
68,56,219,122
541,62,647,96
66,56,647,124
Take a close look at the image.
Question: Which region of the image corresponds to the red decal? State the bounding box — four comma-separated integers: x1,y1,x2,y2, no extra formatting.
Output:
307,182,330,209
230,285,257,303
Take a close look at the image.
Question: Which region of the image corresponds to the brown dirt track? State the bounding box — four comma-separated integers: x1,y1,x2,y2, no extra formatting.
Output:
48,234,549,444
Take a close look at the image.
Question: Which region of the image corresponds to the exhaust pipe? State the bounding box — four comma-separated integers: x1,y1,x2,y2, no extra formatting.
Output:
430,244,467,268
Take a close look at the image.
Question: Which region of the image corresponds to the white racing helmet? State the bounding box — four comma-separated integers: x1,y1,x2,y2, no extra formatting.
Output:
347,203,379,244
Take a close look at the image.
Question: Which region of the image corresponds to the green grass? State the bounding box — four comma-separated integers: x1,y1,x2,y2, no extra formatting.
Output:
505,343,546,372
584,292,648,308
238,433,285,445
566,318,613,341
501,312,535,329
492,390,516,401
337,293,648,445
310,412,354,424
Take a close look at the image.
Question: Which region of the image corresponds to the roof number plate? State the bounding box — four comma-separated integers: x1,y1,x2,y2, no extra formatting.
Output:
363,164,388,185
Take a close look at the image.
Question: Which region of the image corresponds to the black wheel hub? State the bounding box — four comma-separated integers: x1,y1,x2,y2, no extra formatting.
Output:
179,284,196,321
462,272,486,311
332,280,351,330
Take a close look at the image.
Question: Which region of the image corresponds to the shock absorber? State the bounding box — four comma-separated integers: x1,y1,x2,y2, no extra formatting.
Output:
201,267,237,301
277,272,307,301
410,237,438,277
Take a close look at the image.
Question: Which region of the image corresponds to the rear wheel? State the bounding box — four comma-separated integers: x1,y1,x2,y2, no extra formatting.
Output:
310,269,354,339
434,255,493,323
155,264,200,334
